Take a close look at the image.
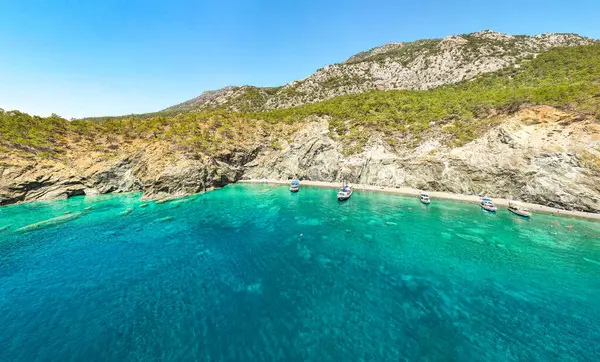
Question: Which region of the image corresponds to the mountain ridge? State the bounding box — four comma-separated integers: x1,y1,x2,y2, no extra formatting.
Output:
2,33,600,212
163,30,596,114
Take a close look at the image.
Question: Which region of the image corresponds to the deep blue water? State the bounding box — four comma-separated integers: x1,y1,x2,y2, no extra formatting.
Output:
0,184,599,361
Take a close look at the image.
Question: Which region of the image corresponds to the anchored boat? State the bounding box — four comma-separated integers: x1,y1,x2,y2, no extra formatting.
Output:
337,182,353,201
480,197,497,212
508,201,531,218
290,179,300,193
420,193,431,204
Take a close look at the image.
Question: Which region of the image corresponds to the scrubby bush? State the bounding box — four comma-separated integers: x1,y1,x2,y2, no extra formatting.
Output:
2,45,599,156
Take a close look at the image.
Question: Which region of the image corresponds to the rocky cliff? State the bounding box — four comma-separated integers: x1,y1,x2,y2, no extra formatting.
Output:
245,106,600,212
0,141,244,205
2,106,599,212
2,34,600,212
164,31,595,113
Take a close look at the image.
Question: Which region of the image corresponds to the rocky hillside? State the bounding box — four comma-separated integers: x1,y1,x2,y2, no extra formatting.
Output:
3,105,598,212
245,106,600,212
164,31,595,113
2,39,600,212
165,86,281,113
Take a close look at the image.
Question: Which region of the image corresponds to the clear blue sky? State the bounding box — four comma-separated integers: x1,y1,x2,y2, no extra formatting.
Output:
1,0,598,118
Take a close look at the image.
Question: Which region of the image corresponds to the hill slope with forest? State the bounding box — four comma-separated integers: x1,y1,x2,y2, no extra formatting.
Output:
1,35,600,212
164,30,595,113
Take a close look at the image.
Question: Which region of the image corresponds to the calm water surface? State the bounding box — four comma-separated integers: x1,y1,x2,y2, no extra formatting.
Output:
0,184,599,361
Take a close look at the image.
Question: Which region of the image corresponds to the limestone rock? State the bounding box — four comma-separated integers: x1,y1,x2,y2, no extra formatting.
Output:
244,107,600,213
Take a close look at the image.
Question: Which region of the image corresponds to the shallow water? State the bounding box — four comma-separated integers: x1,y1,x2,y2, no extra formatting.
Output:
0,184,599,361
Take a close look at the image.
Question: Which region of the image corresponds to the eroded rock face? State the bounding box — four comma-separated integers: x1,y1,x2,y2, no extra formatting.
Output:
0,176,86,204
91,157,143,194
244,107,600,212
1,107,599,212
0,142,233,205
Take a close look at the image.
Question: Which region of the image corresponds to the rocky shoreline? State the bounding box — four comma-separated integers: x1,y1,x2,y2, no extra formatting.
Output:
243,107,600,213
2,107,599,214
4,176,599,222
240,179,600,221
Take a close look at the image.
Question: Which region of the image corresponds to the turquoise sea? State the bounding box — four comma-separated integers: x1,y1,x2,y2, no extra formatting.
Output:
1,184,599,361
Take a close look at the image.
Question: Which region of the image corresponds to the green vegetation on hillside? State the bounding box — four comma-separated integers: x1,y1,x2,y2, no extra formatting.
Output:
227,86,281,113
254,44,600,149
346,39,442,66
162,86,283,114
2,44,600,158
0,111,69,157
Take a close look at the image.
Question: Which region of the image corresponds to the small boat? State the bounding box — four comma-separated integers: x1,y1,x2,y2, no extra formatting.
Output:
419,193,431,204
508,201,531,218
480,197,497,212
337,182,353,201
290,179,300,193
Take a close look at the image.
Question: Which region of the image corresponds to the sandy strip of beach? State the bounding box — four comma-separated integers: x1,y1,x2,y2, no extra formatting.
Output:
239,179,600,222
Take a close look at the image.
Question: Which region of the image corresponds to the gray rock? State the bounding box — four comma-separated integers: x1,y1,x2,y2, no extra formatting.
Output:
244,110,600,213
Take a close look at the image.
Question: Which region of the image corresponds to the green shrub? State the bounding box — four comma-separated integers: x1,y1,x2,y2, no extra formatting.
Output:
2,44,599,157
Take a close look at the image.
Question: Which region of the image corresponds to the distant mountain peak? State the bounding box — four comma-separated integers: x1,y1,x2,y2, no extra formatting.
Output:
163,30,596,114
469,29,514,40
344,42,406,63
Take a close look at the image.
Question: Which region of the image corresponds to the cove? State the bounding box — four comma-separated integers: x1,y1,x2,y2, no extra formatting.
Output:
0,184,599,361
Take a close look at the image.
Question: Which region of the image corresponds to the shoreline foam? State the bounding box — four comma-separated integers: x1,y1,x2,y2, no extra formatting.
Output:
239,179,600,222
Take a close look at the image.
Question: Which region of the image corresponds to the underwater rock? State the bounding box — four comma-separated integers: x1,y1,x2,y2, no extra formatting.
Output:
197,249,211,256
456,233,485,244
583,257,600,266
295,217,322,226
440,232,452,240
0,225,11,232
156,216,174,223
246,283,263,294
139,203,148,208
119,208,134,216
172,197,194,204
16,212,84,233
465,228,488,236
154,195,193,204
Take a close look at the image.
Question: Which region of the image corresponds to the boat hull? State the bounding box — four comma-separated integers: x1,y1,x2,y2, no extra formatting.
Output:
480,205,497,212
290,187,299,193
337,191,352,201
509,208,530,218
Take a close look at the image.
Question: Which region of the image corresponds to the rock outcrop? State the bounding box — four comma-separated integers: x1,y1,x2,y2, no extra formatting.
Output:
244,106,600,212
2,107,599,212
0,142,245,206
